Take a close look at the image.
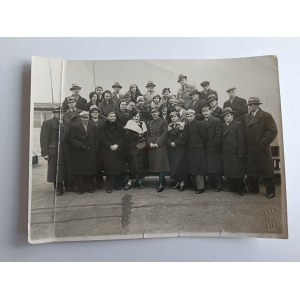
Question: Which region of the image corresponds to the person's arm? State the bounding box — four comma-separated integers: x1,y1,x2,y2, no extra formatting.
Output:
261,112,278,146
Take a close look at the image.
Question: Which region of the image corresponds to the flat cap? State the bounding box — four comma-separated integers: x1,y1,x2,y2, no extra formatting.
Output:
226,87,236,93
70,83,81,91
207,94,218,102
200,81,210,87
89,105,100,112
79,111,89,117
186,109,196,115
112,82,122,88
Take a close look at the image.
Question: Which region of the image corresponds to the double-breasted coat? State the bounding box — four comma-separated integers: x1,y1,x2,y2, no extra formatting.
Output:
204,116,223,174
222,120,246,178
69,123,98,176
223,96,248,122
245,109,278,178
177,83,195,108
146,117,170,173
62,95,87,111
186,119,208,175
167,122,188,181
200,89,218,102
98,120,126,176
40,117,65,183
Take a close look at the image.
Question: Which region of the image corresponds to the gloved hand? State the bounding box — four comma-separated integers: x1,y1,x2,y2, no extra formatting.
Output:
80,145,90,151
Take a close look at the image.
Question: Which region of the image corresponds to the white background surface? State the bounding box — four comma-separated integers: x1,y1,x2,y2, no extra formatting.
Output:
0,37,299,261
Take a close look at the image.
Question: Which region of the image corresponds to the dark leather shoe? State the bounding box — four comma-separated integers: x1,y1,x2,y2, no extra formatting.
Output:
179,186,185,192
88,189,94,193
153,182,159,188
106,189,112,193
77,191,84,195
172,183,180,189
215,188,222,192
137,183,143,189
124,184,131,190
56,191,63,196
157,185,164,192
196,189,204,194
266,193,275,198
239,191,245,196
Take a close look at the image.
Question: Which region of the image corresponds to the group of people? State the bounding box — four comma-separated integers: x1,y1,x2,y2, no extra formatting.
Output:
40,74,278,198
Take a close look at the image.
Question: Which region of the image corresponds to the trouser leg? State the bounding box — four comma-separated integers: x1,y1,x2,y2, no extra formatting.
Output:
236,178,244,193
227,178,236,192
106,175,113,190
247,176,260,193
263,177,275,195
77,175,85,193
95,172,103,188
214,173,223,189
195,175,204,189
86,175,94,191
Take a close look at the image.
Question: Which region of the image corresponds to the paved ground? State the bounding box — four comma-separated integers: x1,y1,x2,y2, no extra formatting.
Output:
29,128,288,243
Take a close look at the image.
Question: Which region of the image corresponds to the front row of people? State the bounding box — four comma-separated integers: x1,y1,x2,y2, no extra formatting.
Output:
40,97,278,198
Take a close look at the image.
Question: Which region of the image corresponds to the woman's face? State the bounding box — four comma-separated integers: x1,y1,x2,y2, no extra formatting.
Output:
153,96,160,104
169,96,176,104
137,99,145,106
163,91,170,97
161,107,167,114
131,85,137,92
91,94,98,103
133,113,140,122
108,113,116,122
171,114,179,123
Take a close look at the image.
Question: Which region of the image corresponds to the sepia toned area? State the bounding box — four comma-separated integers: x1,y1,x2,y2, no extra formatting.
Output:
29,56,287,243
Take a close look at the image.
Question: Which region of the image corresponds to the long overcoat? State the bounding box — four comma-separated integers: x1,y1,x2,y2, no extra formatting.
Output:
146,117,170,173
63,109,82,181
167,122,188,181
223,96,248,122
204,116,223,174
40,117,65,182
245,109,278,178
222,120,246,178
98,120,126,175
177,83,195,108
186,119,208,175
69,123,98,176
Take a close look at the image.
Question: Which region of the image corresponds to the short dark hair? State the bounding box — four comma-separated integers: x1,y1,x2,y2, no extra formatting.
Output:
89,91,98,100
103,90,112,96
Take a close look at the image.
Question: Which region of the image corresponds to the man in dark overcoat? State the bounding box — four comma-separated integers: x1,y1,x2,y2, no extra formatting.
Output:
40,105,65,196
98,111,126,193
115,100,132,127
98,90,115,119
63,96,83,191
245,97,278,198
199,81,218,102
202,105,223,191
89,105,105,189
186,109,208,194
188,89,207,120
221,107,246,196
62,83,88,111
207,94,223,120
176,74,195,109
69,111,98,194
223,87,248,122
146,107,170,192
111,82,125,107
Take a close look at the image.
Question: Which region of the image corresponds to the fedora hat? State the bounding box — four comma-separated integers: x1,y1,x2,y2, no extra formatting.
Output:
112,82,122,88
200,81,210,87
70,83,81,91
146,81,156,88
221,107,236,117
177,74,187,83
247,97,263,105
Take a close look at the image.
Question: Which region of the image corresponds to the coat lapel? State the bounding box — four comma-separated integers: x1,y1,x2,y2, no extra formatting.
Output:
246,109,263,127
223,120,238,136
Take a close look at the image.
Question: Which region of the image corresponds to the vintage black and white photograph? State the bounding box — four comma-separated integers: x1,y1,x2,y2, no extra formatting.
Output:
29,55,287,243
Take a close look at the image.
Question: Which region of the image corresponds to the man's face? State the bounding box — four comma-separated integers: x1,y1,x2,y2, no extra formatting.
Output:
228,90,236,99
104,93,111,101
95,87,103,95
248,104,259,113
169,96,176,104
209,99,218,108
80,115,89,125
163,91,170,98
191,93,199,101
161,107,168,114
180,78,187,86
153,96,160,104
151,111,159,119
202,107,211,119
186,114,195,122
224,113,233,123
53,112,64,122
137,99,145,106
108,113,116,122
72,88,80,97
113,86,121,93
203,85,209,92
67,100,76,109
131,85,137,92
120,102,127,111
147,85,154,92
91,111,99,118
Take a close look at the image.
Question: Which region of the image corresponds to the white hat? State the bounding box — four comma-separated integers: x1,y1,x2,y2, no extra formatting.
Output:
79,111,89,117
